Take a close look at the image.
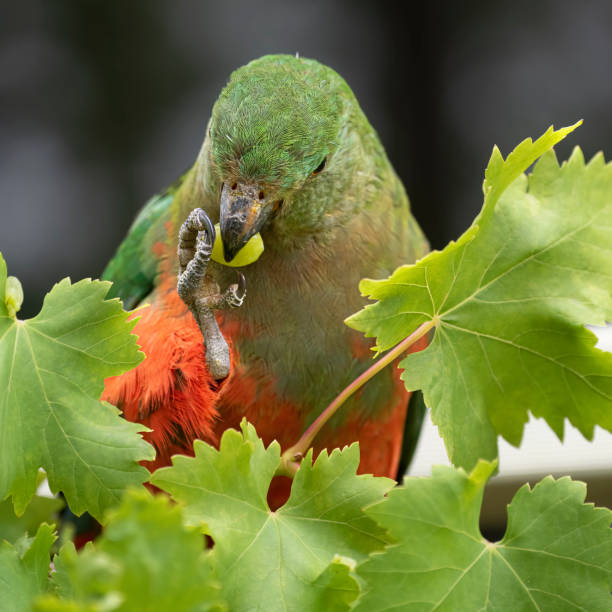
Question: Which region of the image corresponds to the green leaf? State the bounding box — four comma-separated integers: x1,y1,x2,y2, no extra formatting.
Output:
152,420,393,612
346,124,612,470
0,523,56,611
38,489,224,612
34,598,94,612
356,462,612,611
0,253,154,520
0,491,64,544
480,122,582,224
310,556,361,610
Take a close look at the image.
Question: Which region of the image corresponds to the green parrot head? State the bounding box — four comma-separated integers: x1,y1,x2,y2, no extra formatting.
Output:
207,54,370,261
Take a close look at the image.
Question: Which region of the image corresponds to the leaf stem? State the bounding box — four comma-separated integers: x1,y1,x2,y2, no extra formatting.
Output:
278,319,435,477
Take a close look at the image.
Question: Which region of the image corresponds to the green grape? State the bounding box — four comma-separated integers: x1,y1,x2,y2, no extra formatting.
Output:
210,223,264,267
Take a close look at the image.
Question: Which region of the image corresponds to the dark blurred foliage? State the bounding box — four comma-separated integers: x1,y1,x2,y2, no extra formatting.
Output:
2,0,612,317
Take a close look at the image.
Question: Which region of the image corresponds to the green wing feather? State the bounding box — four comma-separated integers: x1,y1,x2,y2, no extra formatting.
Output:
102,175,185,309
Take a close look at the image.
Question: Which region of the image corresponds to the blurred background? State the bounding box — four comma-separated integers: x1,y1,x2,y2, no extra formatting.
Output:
2,0,612,534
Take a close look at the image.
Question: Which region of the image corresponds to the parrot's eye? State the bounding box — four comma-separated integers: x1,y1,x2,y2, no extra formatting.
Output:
312,157,327,175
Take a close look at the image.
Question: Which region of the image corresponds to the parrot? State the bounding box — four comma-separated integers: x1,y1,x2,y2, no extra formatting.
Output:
101,54,429,507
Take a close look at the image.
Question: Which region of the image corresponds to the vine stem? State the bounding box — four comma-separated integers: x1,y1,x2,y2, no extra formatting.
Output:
278,318,436,477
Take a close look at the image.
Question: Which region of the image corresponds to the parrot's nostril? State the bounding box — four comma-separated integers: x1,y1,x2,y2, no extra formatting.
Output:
259,191,265,200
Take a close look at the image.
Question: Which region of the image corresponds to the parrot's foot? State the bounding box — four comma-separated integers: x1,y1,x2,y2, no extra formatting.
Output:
177,208,247,381
177,208,215,300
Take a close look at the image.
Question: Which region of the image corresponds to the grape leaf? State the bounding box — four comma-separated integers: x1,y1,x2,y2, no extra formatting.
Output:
0,253,154,520
0,523,56,611
346,124,612,470
355,462,612,611
0,492,64,544
38,489,224,612
152,420,392,612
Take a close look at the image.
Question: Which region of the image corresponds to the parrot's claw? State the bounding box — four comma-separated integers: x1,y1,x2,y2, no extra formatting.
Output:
177,208,215,301
224,272,246,308
176,208,246,381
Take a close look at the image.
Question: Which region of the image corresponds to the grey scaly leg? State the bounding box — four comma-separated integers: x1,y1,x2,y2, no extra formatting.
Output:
177,208,246,380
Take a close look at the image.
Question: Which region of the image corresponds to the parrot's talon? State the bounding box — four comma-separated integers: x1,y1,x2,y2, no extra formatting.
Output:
197,210,216,243
237,272,246,296
177,208,248,379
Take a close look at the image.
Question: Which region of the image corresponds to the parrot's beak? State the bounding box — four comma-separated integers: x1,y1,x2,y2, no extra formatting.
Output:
219,181,273,262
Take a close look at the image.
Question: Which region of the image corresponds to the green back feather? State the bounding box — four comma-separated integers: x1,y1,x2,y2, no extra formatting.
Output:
102,175,185,309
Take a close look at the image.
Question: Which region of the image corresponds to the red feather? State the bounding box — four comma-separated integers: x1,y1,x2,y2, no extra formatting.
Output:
102,278,220,472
